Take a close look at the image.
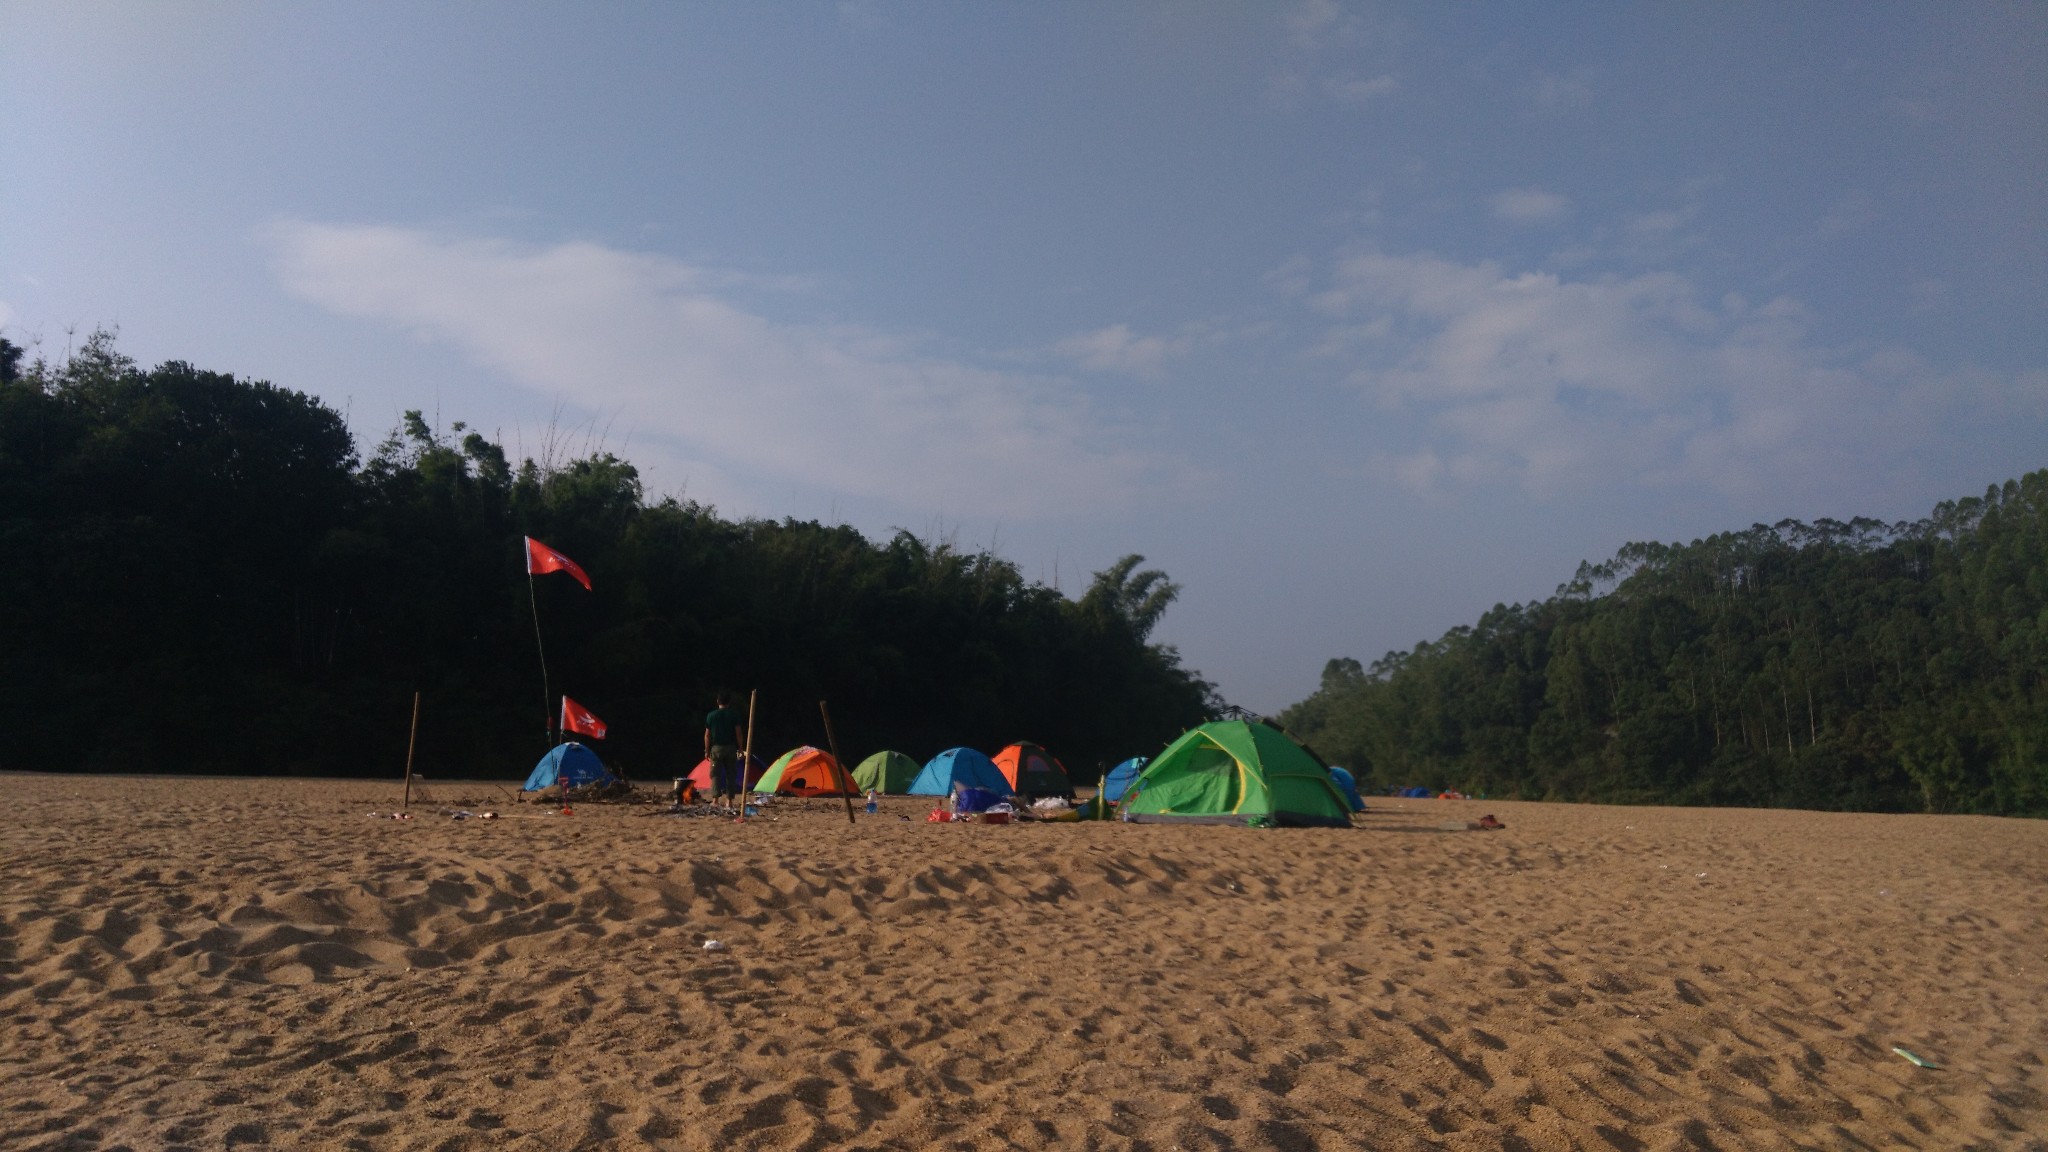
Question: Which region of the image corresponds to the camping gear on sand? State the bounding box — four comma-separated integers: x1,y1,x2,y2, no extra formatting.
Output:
523,742,616,793
992,741,1074,799
1121,720,1352,828
1100,756,1148,804
852,750,920,794
753,746,857,797
907,747,1013,798
951,783,1007,814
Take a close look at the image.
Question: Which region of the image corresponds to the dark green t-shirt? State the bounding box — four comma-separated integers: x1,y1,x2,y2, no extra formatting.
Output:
705,706,741,747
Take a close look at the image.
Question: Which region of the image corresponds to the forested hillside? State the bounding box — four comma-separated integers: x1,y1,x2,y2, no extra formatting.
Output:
1284,470,2048,815
0,334,1214,779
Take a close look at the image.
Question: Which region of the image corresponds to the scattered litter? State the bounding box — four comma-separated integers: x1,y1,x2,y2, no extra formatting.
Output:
1476,814,1505,830
1696,872,1708,879
1892,1046,1940,1069
702,940,727,953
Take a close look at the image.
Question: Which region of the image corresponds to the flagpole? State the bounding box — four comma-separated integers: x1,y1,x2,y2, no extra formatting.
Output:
529,568,552,747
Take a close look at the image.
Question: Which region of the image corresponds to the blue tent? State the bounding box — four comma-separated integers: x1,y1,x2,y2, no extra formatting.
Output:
908,747,1012,797
1400,785,1434,798
1100,756,1148,804
524,742,615,792
1328,766,1365,812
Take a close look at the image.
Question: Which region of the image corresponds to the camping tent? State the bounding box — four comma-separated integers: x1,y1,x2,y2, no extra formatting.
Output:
1121,720,1351,828
992,741,1073,799
1100,756,1148,804
907,747,1012,797
685,751,767,793
524,742,615,793
753,746,856,796
852,750,920,794
1327,766,1365,812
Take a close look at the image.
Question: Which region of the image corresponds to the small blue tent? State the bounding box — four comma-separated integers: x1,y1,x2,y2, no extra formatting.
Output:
524,742,615,792
1100,757,1148,804
1400,785,1433,798
908,747,1012,797
1328,766,1365,812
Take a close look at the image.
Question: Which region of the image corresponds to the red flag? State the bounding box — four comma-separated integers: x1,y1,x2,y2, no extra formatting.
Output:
525,537,591,590
560,696,607,740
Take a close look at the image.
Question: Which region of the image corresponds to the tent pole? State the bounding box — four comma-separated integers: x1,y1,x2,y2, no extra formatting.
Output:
819,701,856,825
528,568,552,748
402,691,420,809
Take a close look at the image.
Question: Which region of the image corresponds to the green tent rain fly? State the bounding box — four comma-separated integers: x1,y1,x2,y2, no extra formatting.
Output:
1121,720,1351,828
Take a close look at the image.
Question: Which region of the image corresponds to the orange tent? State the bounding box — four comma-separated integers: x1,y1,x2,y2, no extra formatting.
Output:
685,752,766,792
753,746,857,796
992,741,1074,798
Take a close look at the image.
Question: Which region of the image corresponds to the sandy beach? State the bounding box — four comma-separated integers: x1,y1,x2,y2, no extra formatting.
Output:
1,774,2042,1150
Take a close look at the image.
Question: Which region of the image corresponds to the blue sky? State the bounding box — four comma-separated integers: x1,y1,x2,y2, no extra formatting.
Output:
4,2,2043,710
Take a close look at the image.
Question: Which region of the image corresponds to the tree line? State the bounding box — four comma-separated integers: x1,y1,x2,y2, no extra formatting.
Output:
0,333,1215,780
1283,468,2048,816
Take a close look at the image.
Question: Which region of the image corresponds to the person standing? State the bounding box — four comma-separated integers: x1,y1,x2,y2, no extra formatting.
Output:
703,691,746,812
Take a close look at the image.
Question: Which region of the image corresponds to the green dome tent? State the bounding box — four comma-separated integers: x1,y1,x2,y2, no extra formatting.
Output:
1122,720,1351,828
852,750,919,794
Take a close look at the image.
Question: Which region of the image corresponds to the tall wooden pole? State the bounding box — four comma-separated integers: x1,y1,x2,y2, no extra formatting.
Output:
528,570,552,748
741,689,758,814
818,700,857,825
401,691,421,809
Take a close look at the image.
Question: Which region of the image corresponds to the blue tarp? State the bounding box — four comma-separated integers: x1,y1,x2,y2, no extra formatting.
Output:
908,747,1012,797
1101,756,1148,804
524,742,615,792
1328,766,1365,812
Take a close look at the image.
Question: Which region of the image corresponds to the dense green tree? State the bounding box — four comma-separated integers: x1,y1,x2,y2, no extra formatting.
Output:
1284,472,2048,816
0,335,1214,779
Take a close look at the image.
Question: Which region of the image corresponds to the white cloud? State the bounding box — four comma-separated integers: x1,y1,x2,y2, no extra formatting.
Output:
1321,74,1397,104
263,222,1162,518
1308,250,2046,499
1490,187,1569,225
1284,0,1344,50
1054,324,1176,377
1818,190,1881,237
1531,69,1594,113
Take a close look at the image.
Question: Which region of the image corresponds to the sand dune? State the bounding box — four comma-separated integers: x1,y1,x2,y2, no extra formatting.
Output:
1,774,2042,1150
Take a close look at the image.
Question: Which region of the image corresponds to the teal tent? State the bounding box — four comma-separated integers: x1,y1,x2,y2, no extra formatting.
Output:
907,748,1011,797
523,742,615,792
1101,756,1147,803
1328,766,1365,812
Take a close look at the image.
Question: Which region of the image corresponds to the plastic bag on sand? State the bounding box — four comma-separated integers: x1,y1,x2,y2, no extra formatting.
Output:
951,784,1004,814
1031,797,1071,811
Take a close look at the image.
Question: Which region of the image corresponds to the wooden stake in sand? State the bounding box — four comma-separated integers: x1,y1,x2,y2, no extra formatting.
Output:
740,689,758,816
402,691,421,810
818,700,857,825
